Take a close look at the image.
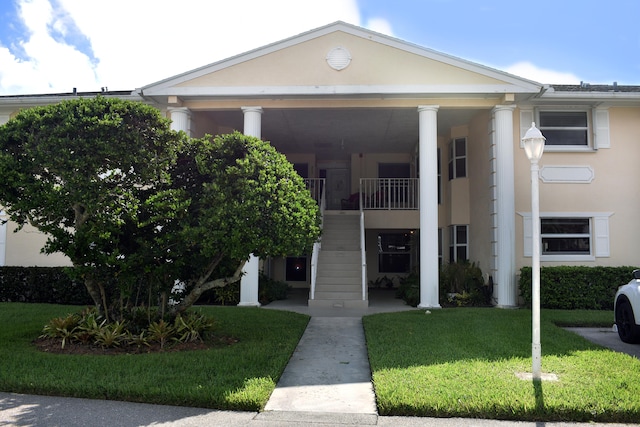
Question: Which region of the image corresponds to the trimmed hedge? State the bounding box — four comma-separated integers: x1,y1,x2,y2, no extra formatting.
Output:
519,266,638,310
0,266,92,305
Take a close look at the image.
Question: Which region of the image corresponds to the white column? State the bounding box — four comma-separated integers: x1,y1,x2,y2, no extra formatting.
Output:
417,105,441,309
493,106,517,307
168,107,192,136
239,106,263,307
0,211,7,266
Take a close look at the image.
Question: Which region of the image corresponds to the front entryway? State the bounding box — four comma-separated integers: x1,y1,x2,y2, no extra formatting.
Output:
320,166,350,210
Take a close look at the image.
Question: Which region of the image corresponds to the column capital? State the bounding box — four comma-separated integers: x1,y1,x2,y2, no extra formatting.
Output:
492,104,516,114
241,106,264,115
417,105,440,113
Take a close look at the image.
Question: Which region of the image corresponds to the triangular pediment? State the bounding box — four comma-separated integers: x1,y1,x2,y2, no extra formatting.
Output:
141,22,541,98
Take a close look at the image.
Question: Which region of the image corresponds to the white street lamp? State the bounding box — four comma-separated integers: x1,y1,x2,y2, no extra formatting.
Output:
522,122,545,381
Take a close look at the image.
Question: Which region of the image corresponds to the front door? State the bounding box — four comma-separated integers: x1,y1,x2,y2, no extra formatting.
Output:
323,168,350,210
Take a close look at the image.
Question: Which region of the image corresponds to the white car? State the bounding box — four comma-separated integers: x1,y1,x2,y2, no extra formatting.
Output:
614,269,640,343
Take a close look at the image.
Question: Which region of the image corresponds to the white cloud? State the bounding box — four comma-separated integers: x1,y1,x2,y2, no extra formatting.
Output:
504,61,581,85
365,18,394,36
1,0,363,95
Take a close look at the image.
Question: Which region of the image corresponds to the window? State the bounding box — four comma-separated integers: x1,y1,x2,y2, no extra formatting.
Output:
448,137,466,179
449,225,468,262
538,111,589,148
286,257,307,281
541,218,590,255
378,232,411,273
521,212,612,261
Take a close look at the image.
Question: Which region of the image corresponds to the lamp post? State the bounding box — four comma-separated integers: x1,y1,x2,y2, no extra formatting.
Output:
522,122,545,380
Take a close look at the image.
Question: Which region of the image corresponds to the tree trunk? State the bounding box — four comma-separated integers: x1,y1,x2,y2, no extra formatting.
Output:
169,260,246,316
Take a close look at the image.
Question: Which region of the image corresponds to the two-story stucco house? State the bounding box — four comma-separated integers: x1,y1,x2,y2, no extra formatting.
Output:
1,22,639,309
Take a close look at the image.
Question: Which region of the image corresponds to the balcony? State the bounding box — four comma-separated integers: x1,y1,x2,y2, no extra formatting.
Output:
359,178,419,210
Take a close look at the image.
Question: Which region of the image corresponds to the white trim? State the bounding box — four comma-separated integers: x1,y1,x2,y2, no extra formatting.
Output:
519,212,613,261
143,84,536,97
539,165,594,183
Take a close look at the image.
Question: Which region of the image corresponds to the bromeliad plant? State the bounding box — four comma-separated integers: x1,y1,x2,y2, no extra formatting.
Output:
40,308,216,350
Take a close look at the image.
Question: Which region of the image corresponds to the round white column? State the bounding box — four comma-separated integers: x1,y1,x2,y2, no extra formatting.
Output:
239,106,263,307
168,107,192,136
493,105,517,307
417,105,441,309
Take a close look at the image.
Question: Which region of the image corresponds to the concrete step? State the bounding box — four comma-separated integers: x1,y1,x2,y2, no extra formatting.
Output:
314,284,361,293
314,291,363,300
316,277,360,286
308,298,369,309
317,268,360,278
319,251,360,263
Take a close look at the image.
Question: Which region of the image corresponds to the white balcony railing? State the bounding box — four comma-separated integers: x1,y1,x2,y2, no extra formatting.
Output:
360,178,419,210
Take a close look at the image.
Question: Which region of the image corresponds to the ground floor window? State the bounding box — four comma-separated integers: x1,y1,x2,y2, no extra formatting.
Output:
449,225,468,262
541,218,590,255
521,212,612,261
286,257,307,281
378,232,411,273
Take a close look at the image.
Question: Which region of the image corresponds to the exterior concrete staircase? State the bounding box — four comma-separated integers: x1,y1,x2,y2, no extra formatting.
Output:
308,211,368,308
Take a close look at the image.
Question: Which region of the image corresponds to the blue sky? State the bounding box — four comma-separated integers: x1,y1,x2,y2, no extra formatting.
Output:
0,0,638,95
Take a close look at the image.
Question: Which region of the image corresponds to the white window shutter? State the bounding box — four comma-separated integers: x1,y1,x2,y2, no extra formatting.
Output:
593,215,610,257
593,108,610,149
520,109,534,146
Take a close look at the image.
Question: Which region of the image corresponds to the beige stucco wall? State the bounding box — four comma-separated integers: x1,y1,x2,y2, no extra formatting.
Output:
4,221,70,267
179,31,507,89
466,110,494,273
514,106,640,268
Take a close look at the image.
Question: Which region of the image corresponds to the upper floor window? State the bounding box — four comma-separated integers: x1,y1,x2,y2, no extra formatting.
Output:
538,111,589,149
448,137,466,180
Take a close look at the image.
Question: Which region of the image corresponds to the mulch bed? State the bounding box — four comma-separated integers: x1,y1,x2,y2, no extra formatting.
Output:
33,335,239,356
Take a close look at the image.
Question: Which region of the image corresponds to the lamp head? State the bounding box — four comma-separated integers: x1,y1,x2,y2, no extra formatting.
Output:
522,122,545,162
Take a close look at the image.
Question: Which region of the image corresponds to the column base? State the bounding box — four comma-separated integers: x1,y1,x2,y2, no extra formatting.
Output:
418,303,442,309
237,302,262,307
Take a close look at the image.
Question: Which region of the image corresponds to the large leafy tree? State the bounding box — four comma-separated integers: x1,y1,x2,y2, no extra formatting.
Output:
0,97,183,317
160,132,322,315
0,98,321,319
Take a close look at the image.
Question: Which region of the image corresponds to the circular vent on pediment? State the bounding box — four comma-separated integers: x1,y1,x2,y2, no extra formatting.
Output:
326,46,351,71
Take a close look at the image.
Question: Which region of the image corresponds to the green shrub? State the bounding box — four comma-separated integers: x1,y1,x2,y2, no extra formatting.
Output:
396,272,420,307
0,266,92,305
519,266,637,310
259,274,291,304
440,261,491,306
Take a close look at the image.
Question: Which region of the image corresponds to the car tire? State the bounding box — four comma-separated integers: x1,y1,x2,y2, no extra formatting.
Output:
615,298,640,344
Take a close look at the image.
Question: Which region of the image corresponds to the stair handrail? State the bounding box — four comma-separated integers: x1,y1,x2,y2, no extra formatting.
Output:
360,209,367,301
309,178,325,301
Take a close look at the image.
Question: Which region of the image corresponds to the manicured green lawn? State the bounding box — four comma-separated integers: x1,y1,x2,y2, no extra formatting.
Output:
363,308,640,422
0,303,309,410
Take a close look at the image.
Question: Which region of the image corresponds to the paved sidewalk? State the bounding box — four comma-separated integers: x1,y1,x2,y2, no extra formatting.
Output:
263,317,377,414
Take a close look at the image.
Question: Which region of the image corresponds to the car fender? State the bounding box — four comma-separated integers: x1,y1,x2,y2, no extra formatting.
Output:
615,278,640,326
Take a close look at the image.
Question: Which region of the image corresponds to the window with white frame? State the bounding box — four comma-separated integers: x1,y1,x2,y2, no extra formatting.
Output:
521,213,612,261
538,110,589,148
541,218,591,255
449,225,468,262
448,137,466,180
